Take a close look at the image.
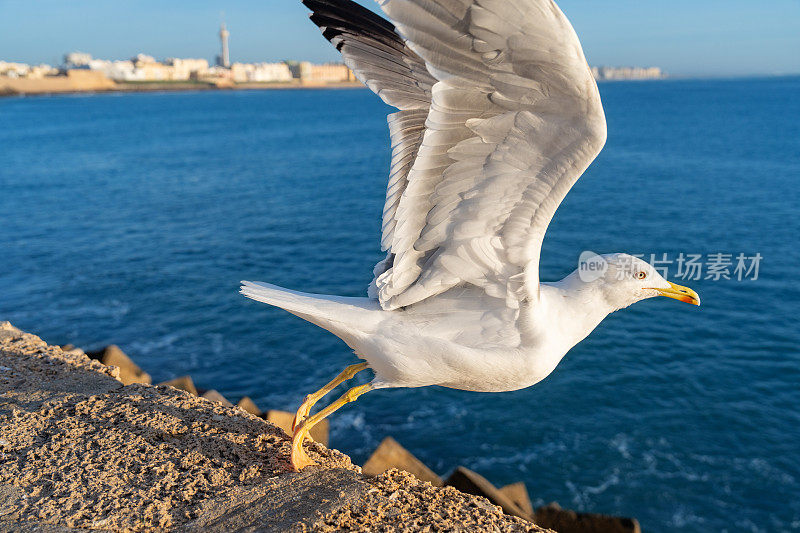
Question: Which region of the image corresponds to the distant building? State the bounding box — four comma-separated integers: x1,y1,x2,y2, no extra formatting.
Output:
195,65,234,86
1,60,58,79
63,52,93,68
284,61,305,79
129,54,174,81
0,61,31,78
165,58,209,80
61,53,207,82
131,54,157,66
230,62,292,83
105,61,138,81
217,22,230,68
288,61,355,83
592,66,664,80
26,64,58,79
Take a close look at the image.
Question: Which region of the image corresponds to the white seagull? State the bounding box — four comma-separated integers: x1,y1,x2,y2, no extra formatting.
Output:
242,0,700,471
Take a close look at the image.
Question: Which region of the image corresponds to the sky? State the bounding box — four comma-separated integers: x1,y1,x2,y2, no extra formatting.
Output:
1,0,798,77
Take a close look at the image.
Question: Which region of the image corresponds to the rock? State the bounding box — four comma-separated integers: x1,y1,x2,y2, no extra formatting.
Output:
201,390,233,407
59,344,85,357
533,503,641,533
445,466,533,521
158,375,198,396
0,323,550,533
85,345,151,385
186,468,370,532
500,482,534,516
265,410,329,446
362,436,443,486
237,396,262,416
0,322,22,341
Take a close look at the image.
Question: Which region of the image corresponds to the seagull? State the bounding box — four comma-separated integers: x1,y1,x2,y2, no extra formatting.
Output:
241,0,700,471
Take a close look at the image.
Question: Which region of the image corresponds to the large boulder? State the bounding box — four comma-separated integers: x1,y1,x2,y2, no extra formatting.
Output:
534,503,641,533
237,396,262,416
500,482,534,517
85,344,151,385
201,389,233,407
158,375,198,396
445,467,533,521
362,436,443,486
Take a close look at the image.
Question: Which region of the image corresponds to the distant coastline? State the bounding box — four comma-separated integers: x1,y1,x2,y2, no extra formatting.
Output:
0,73,674,99
2,52,668,99
7,74,798,99
0,73,365,98
0,79,667,99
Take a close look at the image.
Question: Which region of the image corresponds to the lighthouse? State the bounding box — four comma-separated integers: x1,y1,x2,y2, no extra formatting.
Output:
218,22,230,68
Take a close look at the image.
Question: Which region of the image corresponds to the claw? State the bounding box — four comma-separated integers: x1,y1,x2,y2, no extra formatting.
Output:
290,424,317,471
287,363,372,471
292,397,315,442
292,397,311,432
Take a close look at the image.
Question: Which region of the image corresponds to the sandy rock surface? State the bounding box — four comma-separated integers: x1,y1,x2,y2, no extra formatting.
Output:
0,323,549,532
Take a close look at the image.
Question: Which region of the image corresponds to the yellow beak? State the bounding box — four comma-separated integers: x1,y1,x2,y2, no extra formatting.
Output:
650,281,700,306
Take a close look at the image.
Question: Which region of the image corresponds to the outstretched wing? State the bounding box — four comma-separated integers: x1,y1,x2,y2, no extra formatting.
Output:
302,0,436,256
304,0,606,312
372,0,607,310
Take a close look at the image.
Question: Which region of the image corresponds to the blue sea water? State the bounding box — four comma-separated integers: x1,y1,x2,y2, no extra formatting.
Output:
1,77,799,532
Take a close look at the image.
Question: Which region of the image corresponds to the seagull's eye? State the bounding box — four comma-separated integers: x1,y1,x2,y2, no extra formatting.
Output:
636,271,647,280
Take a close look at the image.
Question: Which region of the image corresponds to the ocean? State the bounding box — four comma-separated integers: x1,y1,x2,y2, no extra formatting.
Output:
1,77,799,532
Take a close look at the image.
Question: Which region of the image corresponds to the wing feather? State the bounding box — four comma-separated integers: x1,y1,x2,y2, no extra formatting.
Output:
372,0,607,310
302,0,436,281
303,0,606,314
303,0,436,109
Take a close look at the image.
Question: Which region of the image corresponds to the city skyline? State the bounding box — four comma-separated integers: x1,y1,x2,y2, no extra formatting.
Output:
1,0,799,77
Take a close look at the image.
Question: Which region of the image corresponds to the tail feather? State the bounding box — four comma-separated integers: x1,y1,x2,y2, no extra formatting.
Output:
240,281,381,344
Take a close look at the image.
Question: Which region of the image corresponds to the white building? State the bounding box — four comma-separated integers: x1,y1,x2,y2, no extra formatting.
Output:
0,61,30,78
165,58,209,80
27,64,58,78
592,66,664,80
105,61,141,82
63,52,93,68
0,61,57,79
218,23,230,68
131,53,157,66
230,62,293,83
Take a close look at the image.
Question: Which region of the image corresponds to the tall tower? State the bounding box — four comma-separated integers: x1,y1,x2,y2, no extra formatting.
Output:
218,22,230,68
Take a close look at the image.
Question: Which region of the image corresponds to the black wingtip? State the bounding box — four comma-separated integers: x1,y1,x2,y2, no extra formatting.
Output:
302,0,397,33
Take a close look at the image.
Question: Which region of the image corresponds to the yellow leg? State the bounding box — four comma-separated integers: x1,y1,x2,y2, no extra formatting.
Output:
291,382,373,471
292,362,369,433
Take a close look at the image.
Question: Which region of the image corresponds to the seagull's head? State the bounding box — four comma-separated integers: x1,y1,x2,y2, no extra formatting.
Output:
580,253,700,311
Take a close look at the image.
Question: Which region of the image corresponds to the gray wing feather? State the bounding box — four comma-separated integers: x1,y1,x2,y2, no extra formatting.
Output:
303,0,435,109
302,0,435,281
372,0,607,310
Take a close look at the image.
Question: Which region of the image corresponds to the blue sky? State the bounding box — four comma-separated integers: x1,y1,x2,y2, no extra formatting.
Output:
1,0,798,77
